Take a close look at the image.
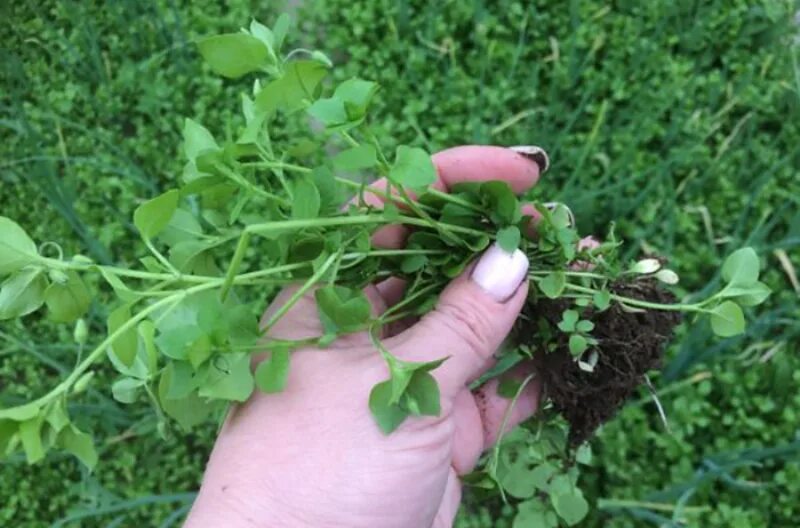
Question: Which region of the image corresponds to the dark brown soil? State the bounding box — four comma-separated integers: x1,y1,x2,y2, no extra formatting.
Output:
520,280,681,446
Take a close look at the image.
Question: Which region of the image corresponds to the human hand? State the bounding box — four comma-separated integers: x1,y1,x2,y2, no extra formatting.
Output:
185,146,547,528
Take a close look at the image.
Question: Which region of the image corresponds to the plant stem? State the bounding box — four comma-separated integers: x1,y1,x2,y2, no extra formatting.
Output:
261,252,339,332
245,213,486,238
596,499,710,514
144,238,180,277
220,231,251,301
215,163,291,207
563,283,702,312
488,373,536,502
244,160,312,174
529,270,607,280
341,131,360,148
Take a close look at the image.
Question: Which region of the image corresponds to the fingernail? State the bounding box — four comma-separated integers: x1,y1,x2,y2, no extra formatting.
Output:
509,145,549,173
471,243,530,302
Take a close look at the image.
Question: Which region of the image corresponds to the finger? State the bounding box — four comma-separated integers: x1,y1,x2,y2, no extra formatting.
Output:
432,145,543,193
520,203,543,239
572,236,601,270
472,369,541,447
391,243,530,398
450,369,541,474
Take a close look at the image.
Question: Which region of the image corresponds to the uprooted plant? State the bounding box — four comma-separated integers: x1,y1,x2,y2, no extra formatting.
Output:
0,16,771,527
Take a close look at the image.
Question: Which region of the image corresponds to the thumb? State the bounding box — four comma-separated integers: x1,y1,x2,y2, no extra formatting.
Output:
393,243,530,397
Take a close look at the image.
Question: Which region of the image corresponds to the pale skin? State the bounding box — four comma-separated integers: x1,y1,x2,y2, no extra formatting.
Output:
185,146,569,528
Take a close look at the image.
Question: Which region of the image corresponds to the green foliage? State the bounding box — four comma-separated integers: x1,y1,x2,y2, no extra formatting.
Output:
0,217,40,276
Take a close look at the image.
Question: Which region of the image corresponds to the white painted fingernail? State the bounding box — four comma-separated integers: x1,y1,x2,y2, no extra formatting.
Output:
471,243,530,302
509,145,549,173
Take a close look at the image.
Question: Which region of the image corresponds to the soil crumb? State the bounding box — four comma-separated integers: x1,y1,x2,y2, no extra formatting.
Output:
521,280,681,446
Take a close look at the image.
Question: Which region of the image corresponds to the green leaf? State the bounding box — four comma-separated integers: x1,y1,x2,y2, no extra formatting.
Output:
576,320,595,333
291,176,321,219
400,254,427,273
45,401,69,433
198,353,254,402
721,247,760,287
0,268,47,320
155,324,205,361
333,78,379,119
19,418,45,464
557,310,579,332
58,425,98,469
369,380,409,434
134,189,180,239
197,33,270,78
0,402,41,421
569,335,588,357
159,368,213,431
709,300,746,337
0,419,17,454
159,209,204,247
553,490,589,526
575,444,592,465
593,290,611,310
732,281,771,306
497,226,521,253
255,345,291,393
107,304,138,367
44,271,90,323
332,144,378,171
249,19,276,56
183,119,220,162
538,271,566,299
255,60,328,116
389,146,437,188
112,377,145,404
138,320,159,374
482,181,520,225
497,377,523,398
402,371,440,416
272,14,290,52
307,97,348,126
315,285,372,334
514,499,559,528
0,217,39,276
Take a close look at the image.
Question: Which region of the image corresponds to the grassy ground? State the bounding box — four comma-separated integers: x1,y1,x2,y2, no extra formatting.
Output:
1,0,799,526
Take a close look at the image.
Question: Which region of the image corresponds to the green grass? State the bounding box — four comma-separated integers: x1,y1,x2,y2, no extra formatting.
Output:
1,0,799,526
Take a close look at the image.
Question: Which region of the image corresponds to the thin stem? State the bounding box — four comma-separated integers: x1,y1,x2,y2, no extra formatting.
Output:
529,270,607,280
261,253,340,332
244,160,311,174
489,373,536,503
144,238,180,276
426,188,484,213
564,283,702,312
380,281,441,321
246,213,484,238
220,231,251,301
341,131,360,148
396,186,462,246
215,163,291,207
596,499,710,514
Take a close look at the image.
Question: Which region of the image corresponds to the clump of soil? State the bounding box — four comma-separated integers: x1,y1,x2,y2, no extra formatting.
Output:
520,280,681,446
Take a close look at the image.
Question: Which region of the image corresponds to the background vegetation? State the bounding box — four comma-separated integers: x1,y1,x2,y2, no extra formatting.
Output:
1,0,798,526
